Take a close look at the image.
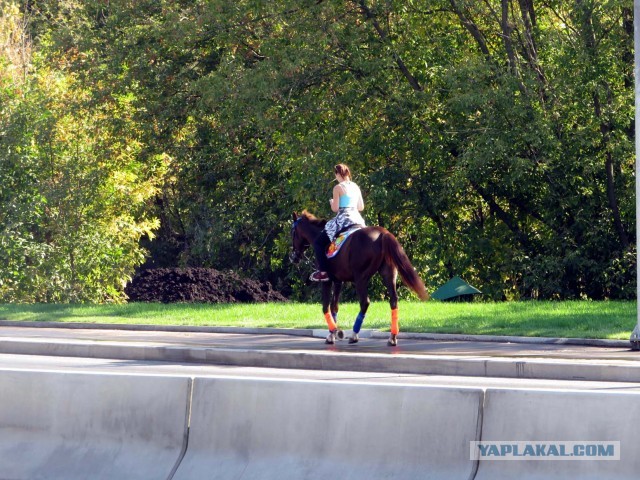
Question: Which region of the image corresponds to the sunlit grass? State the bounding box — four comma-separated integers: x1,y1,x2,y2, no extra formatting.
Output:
0,300,635,340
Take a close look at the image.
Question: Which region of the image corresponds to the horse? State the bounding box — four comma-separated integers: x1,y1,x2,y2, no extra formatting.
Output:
290,210,429,346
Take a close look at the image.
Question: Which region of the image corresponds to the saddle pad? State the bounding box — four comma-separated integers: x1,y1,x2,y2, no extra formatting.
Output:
326,227,361,258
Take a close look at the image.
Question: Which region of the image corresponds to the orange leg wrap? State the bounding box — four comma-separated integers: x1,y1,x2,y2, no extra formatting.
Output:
324,312,337,332
391,308,399,335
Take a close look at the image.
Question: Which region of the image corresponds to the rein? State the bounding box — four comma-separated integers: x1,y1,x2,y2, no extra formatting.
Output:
290,218,315,266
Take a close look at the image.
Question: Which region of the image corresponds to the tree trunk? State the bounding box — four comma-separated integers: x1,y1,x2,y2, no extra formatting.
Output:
578,0,630,249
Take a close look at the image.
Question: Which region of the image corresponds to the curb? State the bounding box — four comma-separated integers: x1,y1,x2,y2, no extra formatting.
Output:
0,320,314,337
1,336,639,383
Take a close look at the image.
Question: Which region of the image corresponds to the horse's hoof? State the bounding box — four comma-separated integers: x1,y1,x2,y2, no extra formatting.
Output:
348,333,359,344
325,332,336,344
387,334,397,347
336,329,344,340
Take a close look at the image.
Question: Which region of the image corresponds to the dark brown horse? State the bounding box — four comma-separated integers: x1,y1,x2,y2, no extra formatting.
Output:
290,210,428,346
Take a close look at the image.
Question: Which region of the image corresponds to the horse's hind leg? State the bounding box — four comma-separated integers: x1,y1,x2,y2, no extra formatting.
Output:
349,277,371,344
380,263,399,346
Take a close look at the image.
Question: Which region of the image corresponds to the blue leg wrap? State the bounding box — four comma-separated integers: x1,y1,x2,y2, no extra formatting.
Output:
353,312,366,333
332,312,338,324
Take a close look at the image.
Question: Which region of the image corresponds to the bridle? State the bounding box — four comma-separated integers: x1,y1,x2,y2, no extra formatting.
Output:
290,218,312,265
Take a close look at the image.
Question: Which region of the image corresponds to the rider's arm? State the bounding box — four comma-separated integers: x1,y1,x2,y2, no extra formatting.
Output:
330,184,343,213
357,186,364,212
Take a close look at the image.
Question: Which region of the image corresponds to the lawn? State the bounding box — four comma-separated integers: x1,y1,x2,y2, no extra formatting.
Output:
0,300,635,340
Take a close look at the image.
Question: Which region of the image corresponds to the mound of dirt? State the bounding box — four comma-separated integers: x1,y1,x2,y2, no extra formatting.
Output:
125,268,288,303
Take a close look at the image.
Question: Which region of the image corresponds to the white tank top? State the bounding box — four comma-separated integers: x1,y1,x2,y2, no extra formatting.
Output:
338,181,361,209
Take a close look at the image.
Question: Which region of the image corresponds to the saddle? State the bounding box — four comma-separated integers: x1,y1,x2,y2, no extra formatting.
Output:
326,226,362,258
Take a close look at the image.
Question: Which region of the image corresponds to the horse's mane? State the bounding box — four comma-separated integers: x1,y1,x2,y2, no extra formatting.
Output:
301,210,327,227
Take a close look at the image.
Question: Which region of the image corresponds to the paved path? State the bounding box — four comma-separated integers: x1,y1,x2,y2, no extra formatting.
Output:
0,322,638,382
0,323,636,358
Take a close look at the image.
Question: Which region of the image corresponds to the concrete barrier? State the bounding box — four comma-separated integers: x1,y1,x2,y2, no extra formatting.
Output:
475,389,640,479
0,370,191,480
173,377,483,480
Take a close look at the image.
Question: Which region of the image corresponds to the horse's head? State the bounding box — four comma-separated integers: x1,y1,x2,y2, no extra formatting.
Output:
290,212,310,264
290,211,326,263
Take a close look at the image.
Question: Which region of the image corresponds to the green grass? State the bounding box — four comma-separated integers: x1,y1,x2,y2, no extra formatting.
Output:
0,300,636,340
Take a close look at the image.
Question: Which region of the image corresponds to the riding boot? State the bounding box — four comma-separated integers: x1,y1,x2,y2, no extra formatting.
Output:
311,231,331,280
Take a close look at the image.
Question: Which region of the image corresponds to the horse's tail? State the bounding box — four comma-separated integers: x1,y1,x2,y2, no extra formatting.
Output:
382,231,429,300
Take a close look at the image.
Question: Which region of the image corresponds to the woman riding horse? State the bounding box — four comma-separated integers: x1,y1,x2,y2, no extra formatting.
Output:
309,164,365,282
291,210,428,346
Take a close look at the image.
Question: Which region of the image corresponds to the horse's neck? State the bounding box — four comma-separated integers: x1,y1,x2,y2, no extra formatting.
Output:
302,224,322,243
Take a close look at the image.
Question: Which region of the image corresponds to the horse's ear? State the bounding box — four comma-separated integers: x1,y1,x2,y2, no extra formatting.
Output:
292,212,298,221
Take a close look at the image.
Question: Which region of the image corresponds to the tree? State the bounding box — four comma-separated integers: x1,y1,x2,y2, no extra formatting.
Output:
1,0,164,302
1,0,634,301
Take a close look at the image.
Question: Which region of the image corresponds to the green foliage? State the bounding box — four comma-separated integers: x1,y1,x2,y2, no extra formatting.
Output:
0,0,636,302
1,4,163,302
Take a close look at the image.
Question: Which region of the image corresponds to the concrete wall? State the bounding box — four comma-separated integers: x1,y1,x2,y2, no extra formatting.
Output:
171,377,484,480
2,370,640,480
474,389,640,480
0,370,190,480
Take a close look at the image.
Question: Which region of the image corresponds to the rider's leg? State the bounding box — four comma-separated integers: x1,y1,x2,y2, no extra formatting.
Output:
311,231,331,281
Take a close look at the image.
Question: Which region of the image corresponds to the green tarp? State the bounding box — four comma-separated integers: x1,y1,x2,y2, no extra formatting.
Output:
431,276,482,301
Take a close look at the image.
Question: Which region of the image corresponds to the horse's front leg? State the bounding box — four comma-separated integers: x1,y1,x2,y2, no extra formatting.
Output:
331,282,343,340
322,281,339,344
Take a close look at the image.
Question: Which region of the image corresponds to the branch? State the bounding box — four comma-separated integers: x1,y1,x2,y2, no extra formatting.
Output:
355,0,423,92
501,0,519,75
449,0,492,60
471,181,535,252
